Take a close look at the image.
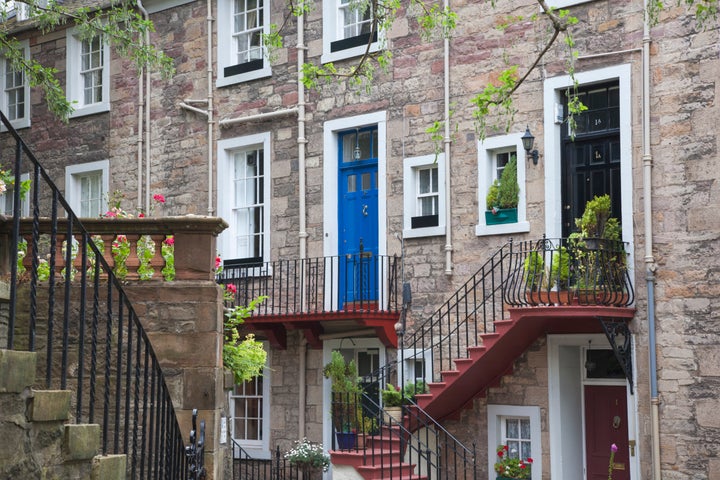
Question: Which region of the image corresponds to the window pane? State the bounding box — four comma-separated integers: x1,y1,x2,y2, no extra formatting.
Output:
232,148,264,259
231,375,264,441
361,172,371,191
419,169,431,194
506,418,518,439
347,174,356,193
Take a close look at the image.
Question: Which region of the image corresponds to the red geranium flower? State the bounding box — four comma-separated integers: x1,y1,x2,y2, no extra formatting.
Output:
164,237,175,246
153,194,166,203
226,284,237,294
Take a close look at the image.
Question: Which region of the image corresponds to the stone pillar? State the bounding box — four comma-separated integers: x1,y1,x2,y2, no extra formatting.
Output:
123,217,228,480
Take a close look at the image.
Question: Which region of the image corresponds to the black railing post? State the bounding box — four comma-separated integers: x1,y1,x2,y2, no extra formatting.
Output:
186,409,206,480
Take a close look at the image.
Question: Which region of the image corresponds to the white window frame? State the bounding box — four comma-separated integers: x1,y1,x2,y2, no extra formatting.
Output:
14,0,48,21
0,172,30,216
398,348,432,388
545,0,593,7
321,0,381,64
487,405,541,480
476,133,530,236
66,28,110,118
403,153,446,238
217,132,271,263
229,341,271,459
216,0,271,87
65,160,109,218
542,64,634,243
0,39,30,130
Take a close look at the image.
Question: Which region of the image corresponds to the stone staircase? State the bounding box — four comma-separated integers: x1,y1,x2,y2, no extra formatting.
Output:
330,425,428,480
0,349,127,479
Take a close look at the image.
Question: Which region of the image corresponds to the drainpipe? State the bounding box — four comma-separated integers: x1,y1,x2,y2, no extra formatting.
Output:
442,0,453,275
206,0,215,215
136,0,149,213
297,10,308,261
139,0,151,212
298,335,307,437
642,1,661,478
178,1,215,214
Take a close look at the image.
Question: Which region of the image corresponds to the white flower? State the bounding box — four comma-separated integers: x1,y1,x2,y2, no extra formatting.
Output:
0,179,6,195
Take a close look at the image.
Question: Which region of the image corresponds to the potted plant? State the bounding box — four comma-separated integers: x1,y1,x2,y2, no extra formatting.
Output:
381,383,403,423
522,250,545,305
323,351,362,449
285,438,330,478
494,444,533,480
485,154,519,225
355,412,379,449
402,380,428,402
547,246,573,305
570,194,628,304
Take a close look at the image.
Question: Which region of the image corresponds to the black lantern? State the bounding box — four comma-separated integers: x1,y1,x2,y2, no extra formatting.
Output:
521,126,539,165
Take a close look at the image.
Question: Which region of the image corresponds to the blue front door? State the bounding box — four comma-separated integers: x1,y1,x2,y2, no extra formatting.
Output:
339,127,378,305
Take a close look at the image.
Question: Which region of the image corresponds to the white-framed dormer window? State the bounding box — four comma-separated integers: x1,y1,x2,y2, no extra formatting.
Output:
487,405,542,480
476,133,530,236
403,153,446,239
322,0,380,64
65,160,109,218
0,39,30,130
216,0,271,87
217,132,271,265
66,28,110,118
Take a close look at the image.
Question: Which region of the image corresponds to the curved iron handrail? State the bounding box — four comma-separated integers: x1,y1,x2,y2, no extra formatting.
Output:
1,111,188,479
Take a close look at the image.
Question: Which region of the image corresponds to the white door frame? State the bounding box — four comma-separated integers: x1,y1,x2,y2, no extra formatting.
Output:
547,334,640,480
322,338,387,464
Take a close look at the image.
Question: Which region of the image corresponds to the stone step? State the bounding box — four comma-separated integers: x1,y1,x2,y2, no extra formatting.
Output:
0,349,37,393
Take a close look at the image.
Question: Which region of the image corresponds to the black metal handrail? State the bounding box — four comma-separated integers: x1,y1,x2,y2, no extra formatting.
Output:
379,236,633,392
218,253,401,315
232,442,312,480
0,111,188,478
329,388,477,479
338,236,633,478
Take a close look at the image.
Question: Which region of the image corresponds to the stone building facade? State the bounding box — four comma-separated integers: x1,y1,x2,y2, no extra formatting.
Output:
1,0,719,478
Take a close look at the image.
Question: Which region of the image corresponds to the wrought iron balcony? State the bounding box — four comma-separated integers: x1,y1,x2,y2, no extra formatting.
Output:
218,253,402,348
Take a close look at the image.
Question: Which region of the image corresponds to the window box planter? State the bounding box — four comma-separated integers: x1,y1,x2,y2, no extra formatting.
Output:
485,208,518,225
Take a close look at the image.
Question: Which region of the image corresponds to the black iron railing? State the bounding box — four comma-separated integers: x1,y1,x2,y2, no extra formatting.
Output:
334,236,633,478
0,111,188,479
329,388,477,479
394,236,633,389
218,253,400,315
232,442,315,480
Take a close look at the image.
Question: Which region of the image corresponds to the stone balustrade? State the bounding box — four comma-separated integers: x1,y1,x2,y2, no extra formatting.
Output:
4,215,227,282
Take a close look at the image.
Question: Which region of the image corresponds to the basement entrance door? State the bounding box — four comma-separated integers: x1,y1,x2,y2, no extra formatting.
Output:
338,127,379,306
561,82,622,238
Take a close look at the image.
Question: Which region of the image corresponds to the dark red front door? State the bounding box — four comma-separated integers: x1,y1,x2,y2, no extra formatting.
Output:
584,385,630,480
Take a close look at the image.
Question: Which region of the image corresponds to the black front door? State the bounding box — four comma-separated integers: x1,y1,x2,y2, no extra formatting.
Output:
562,83,622,238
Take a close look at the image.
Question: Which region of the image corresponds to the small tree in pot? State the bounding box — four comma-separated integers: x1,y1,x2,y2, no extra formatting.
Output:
486,155,520,225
